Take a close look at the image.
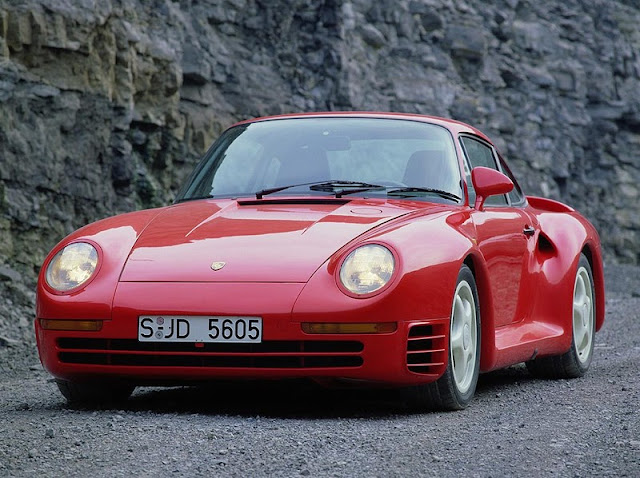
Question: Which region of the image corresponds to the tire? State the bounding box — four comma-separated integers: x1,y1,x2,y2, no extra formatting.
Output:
526,253,595,379
407,264,481,411
56,379,135,406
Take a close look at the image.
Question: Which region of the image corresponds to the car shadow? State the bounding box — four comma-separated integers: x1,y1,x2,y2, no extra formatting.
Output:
121,380,409,418
60,365,539,418
475,364,537,395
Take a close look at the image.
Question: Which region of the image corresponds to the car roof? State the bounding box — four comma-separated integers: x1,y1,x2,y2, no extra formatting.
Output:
230,111,493,144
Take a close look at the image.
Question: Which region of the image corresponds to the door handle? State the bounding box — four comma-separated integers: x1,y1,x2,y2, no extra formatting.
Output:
523,226,535,236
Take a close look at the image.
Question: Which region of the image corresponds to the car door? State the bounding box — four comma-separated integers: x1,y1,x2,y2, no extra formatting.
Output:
460,135,536,327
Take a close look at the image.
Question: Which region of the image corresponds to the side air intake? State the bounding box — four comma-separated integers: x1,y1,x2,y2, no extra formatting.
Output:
406,322,447,376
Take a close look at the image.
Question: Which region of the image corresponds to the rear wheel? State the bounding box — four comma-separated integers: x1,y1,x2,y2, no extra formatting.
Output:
407,264,481,411
526,253,595,378
56,379,135,406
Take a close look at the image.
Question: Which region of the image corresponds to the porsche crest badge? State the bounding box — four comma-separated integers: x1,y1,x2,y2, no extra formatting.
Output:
211,261,226,271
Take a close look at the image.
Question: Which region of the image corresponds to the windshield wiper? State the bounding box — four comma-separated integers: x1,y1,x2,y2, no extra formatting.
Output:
256,180,384,199
256,181,324,199
309,180,385,198
386,187,461,202
184,184,460,203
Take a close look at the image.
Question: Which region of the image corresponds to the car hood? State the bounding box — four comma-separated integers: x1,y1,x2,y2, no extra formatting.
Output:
119,198,421,283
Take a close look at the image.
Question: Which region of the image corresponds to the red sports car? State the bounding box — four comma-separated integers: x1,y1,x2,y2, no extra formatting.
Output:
35,113,604,410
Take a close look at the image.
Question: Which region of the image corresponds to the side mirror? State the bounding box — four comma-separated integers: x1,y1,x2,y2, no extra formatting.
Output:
471,166,514,211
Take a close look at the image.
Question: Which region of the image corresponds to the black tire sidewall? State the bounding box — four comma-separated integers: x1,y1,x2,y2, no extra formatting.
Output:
571,254,596,373
446,265,481,405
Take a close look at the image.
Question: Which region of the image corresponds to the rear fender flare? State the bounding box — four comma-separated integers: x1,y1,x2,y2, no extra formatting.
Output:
532,211,604,344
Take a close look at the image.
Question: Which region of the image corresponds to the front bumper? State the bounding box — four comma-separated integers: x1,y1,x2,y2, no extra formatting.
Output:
36,282,449,387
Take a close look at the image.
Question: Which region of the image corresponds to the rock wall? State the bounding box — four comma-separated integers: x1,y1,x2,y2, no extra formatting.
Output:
0,0,639,343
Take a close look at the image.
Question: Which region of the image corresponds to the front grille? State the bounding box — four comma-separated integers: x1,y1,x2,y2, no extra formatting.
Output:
57,338,364,369
406,323,447,375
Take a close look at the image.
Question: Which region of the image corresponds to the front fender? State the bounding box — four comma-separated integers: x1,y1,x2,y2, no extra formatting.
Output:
293,211,474,324
36,208,163,320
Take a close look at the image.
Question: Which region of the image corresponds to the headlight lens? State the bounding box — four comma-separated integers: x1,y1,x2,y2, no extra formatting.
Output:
339,244,395,295
45,242,99,292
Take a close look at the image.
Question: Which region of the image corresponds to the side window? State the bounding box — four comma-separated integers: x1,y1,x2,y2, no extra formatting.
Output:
460,136,508,206
498,155,525,205
461,157,476,205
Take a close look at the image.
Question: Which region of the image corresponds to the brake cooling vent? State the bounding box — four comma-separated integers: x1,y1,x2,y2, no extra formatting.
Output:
406,322,447,376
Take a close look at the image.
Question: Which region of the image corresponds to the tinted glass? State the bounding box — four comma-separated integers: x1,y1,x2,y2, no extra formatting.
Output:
498,155,525,205
460,136,508,206
176,118,462,202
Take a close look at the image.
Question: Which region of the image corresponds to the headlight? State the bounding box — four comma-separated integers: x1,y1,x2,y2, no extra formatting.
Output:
45,242,99,292
339,244,395,295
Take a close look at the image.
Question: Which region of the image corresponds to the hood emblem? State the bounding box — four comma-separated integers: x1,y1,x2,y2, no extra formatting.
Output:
211,261,226,271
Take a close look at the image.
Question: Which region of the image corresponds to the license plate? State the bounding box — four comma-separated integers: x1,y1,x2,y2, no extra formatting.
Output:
138,316,262,343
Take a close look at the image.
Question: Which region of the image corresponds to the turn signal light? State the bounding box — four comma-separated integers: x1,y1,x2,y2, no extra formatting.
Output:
301,322,397,334
40,319,103,331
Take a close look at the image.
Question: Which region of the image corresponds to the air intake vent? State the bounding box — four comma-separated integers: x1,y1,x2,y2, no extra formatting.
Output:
406,322,447,376
57,338,363,369
537,232,556,255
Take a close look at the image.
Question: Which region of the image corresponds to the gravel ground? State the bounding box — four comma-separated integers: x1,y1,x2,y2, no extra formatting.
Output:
0,264,638,477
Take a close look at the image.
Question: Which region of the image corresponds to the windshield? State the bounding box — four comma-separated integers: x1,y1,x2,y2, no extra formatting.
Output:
176,117,462,202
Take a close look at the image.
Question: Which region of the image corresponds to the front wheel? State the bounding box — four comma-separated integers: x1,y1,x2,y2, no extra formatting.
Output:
526,253,595,378
406,264,481,411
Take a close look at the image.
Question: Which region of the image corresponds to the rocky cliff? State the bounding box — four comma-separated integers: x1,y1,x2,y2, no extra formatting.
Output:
0,0,639,345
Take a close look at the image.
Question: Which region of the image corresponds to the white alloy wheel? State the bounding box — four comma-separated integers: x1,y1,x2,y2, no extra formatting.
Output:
450,280,478,394
526,253,596,379
404,264,480,410
573,266,594,365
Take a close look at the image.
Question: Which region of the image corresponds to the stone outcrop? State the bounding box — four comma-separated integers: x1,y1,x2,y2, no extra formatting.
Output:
0,0,639,344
